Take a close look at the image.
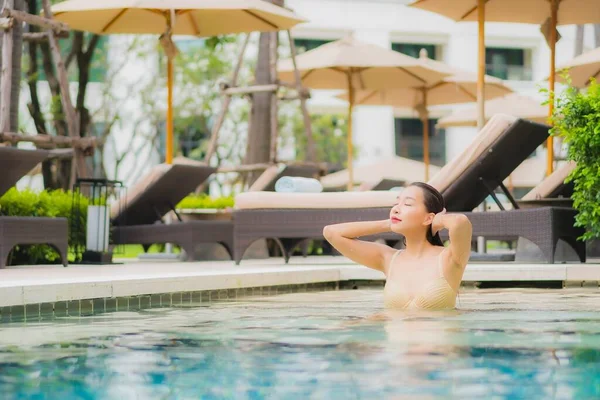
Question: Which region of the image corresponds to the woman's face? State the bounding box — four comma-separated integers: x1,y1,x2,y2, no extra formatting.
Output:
389,186,434,235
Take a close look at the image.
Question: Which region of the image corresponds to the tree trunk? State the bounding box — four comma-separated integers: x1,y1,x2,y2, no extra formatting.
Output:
244,0,282,184
575,25,584,57
595,24,600,48
25,0,54,188
0,0,24,132
76,33,100,138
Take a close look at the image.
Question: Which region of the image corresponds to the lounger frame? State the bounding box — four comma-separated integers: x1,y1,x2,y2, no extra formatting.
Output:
0,147,68,268
233,117,585,264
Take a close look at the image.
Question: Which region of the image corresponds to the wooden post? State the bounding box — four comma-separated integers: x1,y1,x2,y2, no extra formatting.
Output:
203,33,250,163
0,0,14,134
166,55,174,164
287,30,316,162
0,7,68,32
0,131,99,148
547,0,558,176
222,84,279,95
41,0,87,186
347,72,354,191
421,89,430,181
476,0,485,131
269,31,279,162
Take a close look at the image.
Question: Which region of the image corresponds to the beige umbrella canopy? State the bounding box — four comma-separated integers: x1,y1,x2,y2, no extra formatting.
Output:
51,0,305,35
339,71,509,108
321,156,441,190
277,36,451,189
410,0,600,176
555,46,600,88
51,0,306,164
436,93,548,128
336,50,512,179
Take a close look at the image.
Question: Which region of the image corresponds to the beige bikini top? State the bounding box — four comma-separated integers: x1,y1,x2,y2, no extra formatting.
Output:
383,250,457,310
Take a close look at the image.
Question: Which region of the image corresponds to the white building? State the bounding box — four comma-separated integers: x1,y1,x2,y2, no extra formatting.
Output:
285,0,597,191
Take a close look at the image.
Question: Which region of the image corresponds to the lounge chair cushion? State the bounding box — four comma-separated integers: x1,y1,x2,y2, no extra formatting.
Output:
430,115,550,211
111,162,215,226
235,190,400,210
0,147,49,197
428,113,517,194
521,161,576,200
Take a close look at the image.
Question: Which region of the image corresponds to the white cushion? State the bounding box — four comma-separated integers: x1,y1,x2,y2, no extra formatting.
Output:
235,190,400,210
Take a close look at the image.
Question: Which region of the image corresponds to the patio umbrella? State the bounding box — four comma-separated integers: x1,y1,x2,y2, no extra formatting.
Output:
51,0,306,164
277,36,451,189
409,0,600,175
436,93,548,128
554,46,600,88
336,50,512,180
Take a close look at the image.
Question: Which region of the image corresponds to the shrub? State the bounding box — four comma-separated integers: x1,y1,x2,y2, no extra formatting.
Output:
549,78,600,241
0,188,88,265
176,194,234,210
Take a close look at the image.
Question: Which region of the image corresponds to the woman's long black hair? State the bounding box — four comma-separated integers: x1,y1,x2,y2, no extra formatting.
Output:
408,182,445,247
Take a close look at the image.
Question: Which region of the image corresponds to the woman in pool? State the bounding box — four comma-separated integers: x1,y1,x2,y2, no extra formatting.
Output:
323,182,472,310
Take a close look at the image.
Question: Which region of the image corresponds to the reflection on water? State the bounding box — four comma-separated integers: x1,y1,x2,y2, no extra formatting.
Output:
0,288,600,399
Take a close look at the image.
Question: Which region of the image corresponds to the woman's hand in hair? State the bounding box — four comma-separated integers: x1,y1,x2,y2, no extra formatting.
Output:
431,208,447,235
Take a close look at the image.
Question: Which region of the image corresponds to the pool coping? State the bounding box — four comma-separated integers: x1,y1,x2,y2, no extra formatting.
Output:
0,257,599,321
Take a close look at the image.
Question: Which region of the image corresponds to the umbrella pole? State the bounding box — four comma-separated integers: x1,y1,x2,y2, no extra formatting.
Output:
347,73,354,191
166,55,174,164
476,0,485,131
547,0,558,176
422,90,430,181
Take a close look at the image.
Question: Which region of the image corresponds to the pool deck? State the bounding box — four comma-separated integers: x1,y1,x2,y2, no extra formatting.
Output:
1,256,600,307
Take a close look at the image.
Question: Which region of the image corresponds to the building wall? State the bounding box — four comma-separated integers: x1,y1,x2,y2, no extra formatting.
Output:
286,0,597,174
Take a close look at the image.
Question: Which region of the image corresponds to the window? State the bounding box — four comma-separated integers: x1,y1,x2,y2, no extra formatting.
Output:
293,38,333,54
392,43,436,59
486,47,532,81
394,118,445,166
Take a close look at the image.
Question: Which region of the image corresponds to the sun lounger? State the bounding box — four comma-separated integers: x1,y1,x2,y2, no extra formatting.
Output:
517,161,575,208
233,114,584,264
429,116,584,263
0,147,68,268
234,191,400,263
110,163,234,260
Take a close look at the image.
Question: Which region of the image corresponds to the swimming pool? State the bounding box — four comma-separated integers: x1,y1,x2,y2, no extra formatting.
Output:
1,287,600,399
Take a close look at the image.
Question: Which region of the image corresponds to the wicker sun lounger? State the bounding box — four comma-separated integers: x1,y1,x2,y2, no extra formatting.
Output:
0,147,68,268
232,114,584,264
110,163,234,260
517,161,575,208
428,115,585,263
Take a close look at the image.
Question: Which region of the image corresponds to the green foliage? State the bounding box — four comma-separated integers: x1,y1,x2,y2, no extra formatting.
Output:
283,113,353,168
0,189,88,265
154,35,250,163
549,78,600,240
176,195,234,210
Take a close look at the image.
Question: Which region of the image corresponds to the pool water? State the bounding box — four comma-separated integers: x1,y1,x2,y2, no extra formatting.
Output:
1,288,600,399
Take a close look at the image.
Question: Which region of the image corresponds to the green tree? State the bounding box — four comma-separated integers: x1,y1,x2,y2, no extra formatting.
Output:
24,0,105,189
281,111,352,170
549,78,600,240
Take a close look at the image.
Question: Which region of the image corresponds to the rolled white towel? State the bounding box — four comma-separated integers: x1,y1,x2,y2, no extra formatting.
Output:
275,176,323,193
